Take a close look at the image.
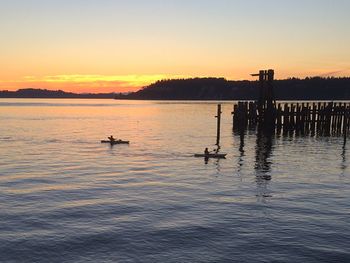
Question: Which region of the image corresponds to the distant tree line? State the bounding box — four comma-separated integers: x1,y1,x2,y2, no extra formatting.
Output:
0,88,117,98
2,77,350,100
115,77,350,100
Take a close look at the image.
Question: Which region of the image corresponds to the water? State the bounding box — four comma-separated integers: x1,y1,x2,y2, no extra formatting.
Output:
0,99,349,262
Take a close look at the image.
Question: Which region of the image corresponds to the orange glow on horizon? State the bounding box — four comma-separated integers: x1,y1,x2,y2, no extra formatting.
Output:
0,74,190,93
1,69,350,94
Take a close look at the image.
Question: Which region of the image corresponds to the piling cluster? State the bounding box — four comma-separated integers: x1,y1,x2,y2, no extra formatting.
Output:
233,101,350,136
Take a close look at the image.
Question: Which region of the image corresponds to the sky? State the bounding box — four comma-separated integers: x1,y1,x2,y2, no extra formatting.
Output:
1,0,350,93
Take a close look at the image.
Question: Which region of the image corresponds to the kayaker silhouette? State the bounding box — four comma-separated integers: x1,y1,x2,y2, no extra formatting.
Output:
108,135,116,142
204,148,210,155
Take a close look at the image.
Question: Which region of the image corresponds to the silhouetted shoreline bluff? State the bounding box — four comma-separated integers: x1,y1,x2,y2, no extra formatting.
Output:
1,77,350,100
115,77,350,100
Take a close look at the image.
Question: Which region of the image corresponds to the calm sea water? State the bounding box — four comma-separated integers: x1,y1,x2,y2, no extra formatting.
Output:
0,99,349,263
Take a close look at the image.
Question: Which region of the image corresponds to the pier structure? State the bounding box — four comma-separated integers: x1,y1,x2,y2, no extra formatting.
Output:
232,69,350,136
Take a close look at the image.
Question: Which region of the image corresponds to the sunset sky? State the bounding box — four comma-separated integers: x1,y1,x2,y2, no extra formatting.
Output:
1,0,350,93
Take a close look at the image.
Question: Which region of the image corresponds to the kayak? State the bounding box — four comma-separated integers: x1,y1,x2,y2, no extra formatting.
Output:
194,153,227,158
101,140,129,145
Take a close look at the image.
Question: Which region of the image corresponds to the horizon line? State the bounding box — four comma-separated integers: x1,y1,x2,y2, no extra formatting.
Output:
2,75,350,94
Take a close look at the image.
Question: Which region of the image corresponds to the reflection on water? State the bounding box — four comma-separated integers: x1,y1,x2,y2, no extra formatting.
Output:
233,122,350,203
233,126,274,201
254,127,274,201
255,127,274,180
235,126,274,201
341,139,347,174
238,130,245,173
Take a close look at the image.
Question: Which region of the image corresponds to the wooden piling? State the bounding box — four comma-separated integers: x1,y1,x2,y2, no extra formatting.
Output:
216,104,222,146
233,101,350,137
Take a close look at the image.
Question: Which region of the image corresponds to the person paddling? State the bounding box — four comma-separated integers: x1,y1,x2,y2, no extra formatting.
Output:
204,147,210,156
108,135,116,142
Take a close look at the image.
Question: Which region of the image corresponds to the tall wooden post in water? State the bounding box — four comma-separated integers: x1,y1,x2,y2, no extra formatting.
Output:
216,104,222,146
251,69,276,126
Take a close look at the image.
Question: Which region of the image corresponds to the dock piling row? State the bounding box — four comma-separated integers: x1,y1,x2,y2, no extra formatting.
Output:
233,101,350,136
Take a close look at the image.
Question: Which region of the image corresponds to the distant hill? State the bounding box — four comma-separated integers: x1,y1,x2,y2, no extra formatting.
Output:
0,88,117,99
115,77,350,100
